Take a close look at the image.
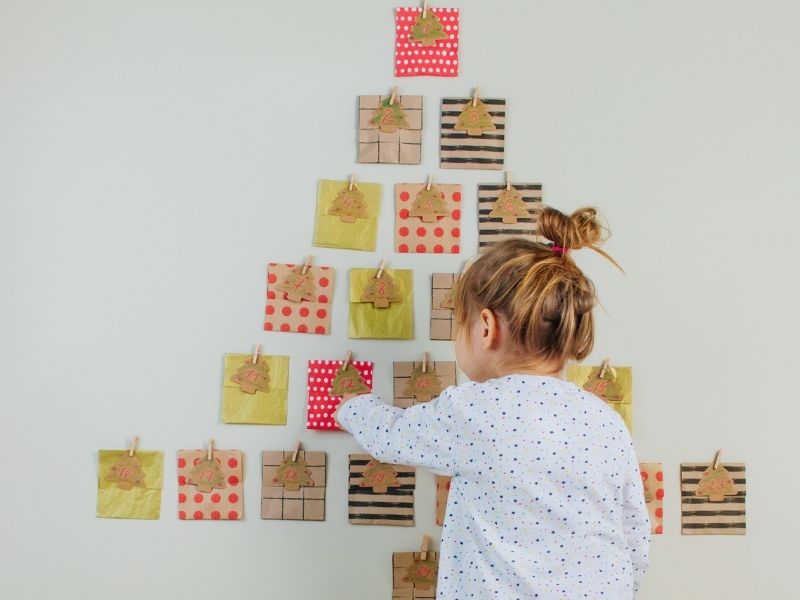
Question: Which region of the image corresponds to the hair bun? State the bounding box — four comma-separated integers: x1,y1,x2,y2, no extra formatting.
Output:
538,206,607,251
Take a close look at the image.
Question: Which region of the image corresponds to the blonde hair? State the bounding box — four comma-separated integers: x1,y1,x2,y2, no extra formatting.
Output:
453,206,620,367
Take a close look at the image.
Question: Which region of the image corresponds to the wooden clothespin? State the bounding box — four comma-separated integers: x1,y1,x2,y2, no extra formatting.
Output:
426,175,434,191
422,351,429,373
349,174,357,191
505,170,512,191
420,534,430,560
301,255,312,275
472,86,480,107
251,343,261,365
376,259,386,279
128,435,139,457
598,358,611,379
207,439,215,461
292,440,301,462
712,449,723,470
340,350,352,372
390,85,398,106
422,0,429,19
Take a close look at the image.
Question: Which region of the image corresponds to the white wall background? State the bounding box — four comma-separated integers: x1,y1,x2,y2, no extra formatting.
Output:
2,1,799,598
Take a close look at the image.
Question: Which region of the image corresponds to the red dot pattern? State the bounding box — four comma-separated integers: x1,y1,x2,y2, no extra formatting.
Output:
640,463,665,535
176,449,244,520
395,8,460,78
264,264,333,335
306,359,374,431
394,184,461,254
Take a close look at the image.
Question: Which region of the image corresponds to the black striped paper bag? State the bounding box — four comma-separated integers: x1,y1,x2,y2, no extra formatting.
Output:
348,454,415,526
680,463,746,535
478,183,543,253
440,98,505,170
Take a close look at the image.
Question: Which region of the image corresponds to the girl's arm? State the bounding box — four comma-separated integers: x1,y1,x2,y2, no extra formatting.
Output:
335,386,465,476
622,445,651,592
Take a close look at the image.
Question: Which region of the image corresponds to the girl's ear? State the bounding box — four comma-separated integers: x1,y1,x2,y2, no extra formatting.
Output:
479,308,500,351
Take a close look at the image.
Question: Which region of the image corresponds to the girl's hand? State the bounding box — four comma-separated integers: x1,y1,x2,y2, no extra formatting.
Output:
333,394,360,430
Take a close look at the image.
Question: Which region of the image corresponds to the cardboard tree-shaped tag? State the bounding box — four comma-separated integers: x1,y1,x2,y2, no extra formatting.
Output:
455,100,497,137
186,458,227,493
409,187,449,223
402,366,444,402
327,186,368,223
105,454,146,491
490,187,531,224
403,557,439,591
582,366,624,404
329,362,370,397
360,460,401,494
695,465,738,502
369,99,411,134
410,9,448,46
230,356,271,395
275,266,317,303
272,457,314,492
439,287,455,309
360,272,403,309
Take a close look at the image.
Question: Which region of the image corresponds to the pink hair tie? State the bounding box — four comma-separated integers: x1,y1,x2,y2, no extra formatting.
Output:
551,245,569,255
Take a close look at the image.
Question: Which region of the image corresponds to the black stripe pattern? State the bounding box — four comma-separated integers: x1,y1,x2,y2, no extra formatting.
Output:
348,454,415,526
680,462,746,535
440,98,506,170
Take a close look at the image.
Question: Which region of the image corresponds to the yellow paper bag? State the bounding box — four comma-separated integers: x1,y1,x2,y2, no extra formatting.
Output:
97,450,164,519
312,179,382,251
348,268,414,339
566,364,633,431
221,353,289,424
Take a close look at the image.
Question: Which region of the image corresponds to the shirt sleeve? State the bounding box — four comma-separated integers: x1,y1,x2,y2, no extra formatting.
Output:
335,386,465,477
621,442,651,592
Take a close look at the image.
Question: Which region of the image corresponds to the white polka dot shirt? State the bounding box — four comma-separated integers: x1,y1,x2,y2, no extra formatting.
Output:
337,374,650,599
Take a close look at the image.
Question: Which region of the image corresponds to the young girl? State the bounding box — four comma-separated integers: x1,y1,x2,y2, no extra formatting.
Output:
336,206,650,599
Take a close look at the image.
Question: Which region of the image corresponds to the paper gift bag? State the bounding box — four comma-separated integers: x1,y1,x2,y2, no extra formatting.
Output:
430,272,458,341
440,98,505,170
307,359,374,430
395,184,461,254
640,463,664,534
177,449,243,521
395,7,459,78
393,360,456,408
478,183,544,253
392,549,440,599
262,450,327,521
566,364,633,431
349,454,415,526
264,262,334,334
349,268,414,339
97,449,164,519
221,353,289,425
681,462,746,535
312,179,382,251
435,475,451,526
358,94,423,164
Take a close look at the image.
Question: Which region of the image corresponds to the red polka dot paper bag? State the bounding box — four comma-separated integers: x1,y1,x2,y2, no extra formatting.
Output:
177,449,243,521
395,183,461,254
395,7,459,77
640,462,664,534
307,359,374,431
264,262,334,335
